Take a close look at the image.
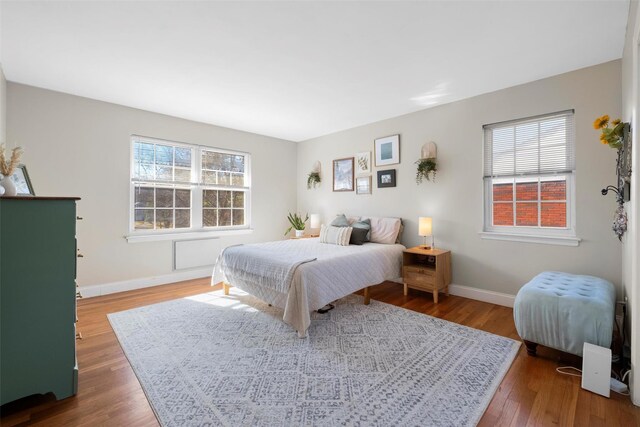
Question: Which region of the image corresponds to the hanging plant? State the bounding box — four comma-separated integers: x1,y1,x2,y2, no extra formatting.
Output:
307,171,321,189
415,158,437,184
594,115,627,149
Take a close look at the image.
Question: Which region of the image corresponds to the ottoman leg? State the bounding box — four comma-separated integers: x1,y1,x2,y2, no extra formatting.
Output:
524,340,538,356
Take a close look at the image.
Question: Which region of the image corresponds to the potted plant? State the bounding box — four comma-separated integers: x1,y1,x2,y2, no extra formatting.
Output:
284,212,309,237
0,144,23,197
415,158,437,184
307,171,321,189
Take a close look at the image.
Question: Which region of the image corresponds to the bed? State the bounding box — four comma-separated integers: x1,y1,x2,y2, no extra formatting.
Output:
214,237,405,337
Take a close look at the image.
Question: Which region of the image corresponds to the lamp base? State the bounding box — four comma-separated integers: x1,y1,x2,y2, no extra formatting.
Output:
420,235,434,251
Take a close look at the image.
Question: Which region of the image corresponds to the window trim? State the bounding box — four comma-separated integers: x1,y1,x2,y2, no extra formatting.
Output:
125,228,254,243
481,112,579,246
127,135,252,239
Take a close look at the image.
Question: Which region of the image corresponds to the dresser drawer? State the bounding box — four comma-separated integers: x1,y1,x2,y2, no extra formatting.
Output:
403,270,436,288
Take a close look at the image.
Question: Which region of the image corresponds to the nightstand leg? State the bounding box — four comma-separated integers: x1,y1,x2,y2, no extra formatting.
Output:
223,282,231,295
403,283,408,296
433,289,438,304
363,286,371,305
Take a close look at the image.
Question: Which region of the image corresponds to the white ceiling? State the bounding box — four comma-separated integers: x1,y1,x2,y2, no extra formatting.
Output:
0,1,630,142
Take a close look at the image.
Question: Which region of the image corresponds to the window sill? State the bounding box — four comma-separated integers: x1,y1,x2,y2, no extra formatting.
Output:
478,231,581,247
125,228,253,243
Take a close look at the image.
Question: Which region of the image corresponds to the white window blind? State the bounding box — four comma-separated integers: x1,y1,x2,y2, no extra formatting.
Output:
483,110,575,178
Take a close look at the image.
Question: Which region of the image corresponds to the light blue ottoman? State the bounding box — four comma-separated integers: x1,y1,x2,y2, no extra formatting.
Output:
514,271,615,357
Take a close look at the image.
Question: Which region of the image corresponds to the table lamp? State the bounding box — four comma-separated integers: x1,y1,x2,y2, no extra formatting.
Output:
310,214,321,236
419,217,433,249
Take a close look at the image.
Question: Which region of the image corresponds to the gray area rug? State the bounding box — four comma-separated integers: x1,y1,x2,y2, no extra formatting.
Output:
108,290,520,426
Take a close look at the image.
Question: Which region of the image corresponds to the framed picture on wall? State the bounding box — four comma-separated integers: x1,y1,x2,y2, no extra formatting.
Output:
374,134,400,166
356,176,372,194
377,169,396,188
356,151,371,175
333,157,354,191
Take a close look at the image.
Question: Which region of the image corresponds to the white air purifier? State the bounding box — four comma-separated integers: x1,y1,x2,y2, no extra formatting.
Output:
581,342,611,398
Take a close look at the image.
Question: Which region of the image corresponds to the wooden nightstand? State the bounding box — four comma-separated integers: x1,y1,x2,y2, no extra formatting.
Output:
402,247,452,303
289,233,319,239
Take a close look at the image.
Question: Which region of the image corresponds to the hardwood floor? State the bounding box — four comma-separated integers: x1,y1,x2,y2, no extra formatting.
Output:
1,279,639,426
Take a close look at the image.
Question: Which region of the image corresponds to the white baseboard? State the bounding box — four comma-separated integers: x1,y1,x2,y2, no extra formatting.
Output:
80,274,516,308
79,268,213,298
448,284,516,308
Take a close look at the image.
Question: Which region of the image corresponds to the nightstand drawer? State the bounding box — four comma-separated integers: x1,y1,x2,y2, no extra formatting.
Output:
403,265,435,277
404,270,436,287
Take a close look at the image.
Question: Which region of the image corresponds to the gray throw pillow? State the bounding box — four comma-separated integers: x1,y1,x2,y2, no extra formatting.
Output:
349,227,368,245
330,214,350,227
352,218,371,241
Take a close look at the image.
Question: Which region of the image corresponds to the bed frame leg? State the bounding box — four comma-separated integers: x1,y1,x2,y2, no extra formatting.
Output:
363,286,371,305
524,340,538,356
223,282,231,295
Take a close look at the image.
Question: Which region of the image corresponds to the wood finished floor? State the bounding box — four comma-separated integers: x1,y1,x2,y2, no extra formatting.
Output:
1,279,639,426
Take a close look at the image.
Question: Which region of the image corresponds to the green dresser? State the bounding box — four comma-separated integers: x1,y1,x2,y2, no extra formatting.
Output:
0,196,80,405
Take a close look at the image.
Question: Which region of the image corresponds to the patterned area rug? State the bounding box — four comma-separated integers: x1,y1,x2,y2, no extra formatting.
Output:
108,290,520,426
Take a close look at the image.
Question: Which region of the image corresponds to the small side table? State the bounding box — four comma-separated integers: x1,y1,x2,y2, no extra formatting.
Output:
289,233,319,239
402,247,452,303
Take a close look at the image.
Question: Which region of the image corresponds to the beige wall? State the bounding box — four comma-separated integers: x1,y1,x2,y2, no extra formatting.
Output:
0,66,6,142
6,83,298,288
297,61,622,297
621,0,640,406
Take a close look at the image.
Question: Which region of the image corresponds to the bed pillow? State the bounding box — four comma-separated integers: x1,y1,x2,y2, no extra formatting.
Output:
366,217,402,244
331,214,360,227
330,214,350,227
351,218,371,242
396,220,404,243
319,225,353,246
349,227,368,245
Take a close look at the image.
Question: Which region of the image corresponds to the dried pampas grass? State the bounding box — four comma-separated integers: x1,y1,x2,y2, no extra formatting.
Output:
0,144,23,176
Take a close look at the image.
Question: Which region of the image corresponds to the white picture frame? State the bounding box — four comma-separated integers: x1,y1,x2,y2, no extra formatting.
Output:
374,134,400,166
356,176,372,195
355,151,371,175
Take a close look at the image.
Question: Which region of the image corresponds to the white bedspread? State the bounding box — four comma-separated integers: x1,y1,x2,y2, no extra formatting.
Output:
219,244,317,294
215,238,405,337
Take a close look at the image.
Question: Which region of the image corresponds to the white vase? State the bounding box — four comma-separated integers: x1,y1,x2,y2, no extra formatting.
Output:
295,230,305,238
0,176,17,197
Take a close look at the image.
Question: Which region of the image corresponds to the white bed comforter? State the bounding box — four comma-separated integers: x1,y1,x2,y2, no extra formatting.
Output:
215,238,405,337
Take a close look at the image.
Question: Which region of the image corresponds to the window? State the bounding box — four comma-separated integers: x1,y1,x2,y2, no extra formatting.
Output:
482,110,578,244
130,136,250,235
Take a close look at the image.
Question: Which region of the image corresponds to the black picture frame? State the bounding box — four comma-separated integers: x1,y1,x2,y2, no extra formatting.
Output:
12,165,35,196
377,169,396,188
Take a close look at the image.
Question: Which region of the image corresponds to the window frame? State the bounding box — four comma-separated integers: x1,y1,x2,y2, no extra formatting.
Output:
128,135,252,239
481,111,580,246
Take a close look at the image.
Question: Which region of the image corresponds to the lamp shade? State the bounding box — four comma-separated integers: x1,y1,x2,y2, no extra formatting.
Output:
310,214,321,229
418,217,432,237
